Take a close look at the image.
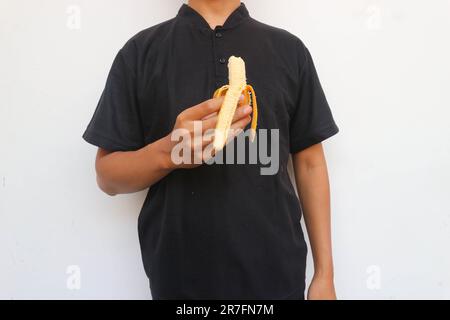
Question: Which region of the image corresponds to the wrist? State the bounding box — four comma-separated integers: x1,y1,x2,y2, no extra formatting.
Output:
152,133,176,171
313,267,334,281
313,261,334,281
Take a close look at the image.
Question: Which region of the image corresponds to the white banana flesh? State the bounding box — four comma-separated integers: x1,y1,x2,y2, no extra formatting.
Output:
214,56,247,151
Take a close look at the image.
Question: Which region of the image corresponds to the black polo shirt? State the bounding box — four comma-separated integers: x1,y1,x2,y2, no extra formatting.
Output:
83,2,339,299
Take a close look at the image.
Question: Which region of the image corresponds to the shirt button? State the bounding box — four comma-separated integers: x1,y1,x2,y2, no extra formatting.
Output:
219,58,226,64
215,32,223,38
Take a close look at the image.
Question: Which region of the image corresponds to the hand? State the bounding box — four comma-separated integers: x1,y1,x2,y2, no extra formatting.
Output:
307,274,337,300
164,95,252,169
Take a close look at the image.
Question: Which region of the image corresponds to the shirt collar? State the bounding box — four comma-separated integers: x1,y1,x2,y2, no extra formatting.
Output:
176,2,250,31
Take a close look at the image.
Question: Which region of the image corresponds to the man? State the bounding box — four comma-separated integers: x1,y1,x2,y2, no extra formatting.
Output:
83,0,339,300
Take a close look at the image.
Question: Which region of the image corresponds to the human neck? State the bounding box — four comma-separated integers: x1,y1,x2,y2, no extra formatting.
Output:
187,0,241,29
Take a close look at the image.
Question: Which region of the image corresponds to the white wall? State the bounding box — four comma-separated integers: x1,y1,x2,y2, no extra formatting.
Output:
1,0,449,299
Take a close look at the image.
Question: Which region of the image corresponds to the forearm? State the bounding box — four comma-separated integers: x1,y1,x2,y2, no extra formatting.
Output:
293,148,334,278
96,134,174,195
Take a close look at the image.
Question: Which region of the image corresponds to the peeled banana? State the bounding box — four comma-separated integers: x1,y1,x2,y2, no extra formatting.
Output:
213,56,258,151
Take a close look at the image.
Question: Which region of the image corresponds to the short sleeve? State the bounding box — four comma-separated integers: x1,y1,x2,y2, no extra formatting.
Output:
82,45,144,152
289,44,339,153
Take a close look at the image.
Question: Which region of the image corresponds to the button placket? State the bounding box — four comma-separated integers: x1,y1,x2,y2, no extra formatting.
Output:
212,27,228,90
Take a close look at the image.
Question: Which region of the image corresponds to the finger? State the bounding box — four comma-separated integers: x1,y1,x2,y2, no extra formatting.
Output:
183,96,224,120
202,104,252,132
201,111,217,120
232,94,245,106
197,94,245,120
201,129,215,147
201,115,218,132
237,93,245,106
231,105,252,123
201,130,217,162
218,116,251,147
230,115,252,132
225,128,244,145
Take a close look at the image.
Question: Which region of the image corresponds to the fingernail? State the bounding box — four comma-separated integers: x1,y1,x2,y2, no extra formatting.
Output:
239,94,245,101
244,105,252,113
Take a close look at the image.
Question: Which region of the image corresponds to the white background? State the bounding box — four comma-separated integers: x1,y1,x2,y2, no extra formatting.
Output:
1,0,449,299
